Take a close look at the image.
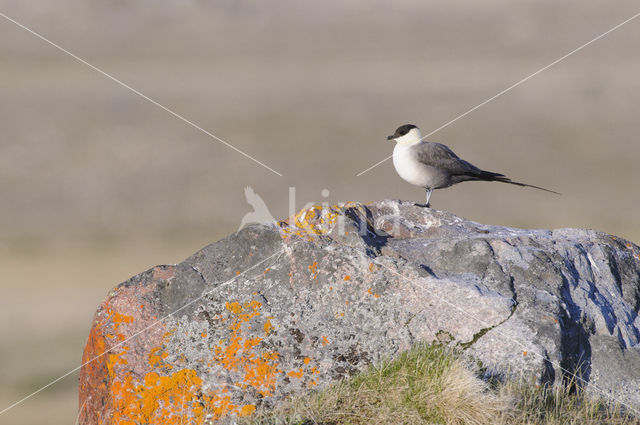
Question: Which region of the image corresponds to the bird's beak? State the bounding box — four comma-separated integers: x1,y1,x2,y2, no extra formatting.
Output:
387,135,395,141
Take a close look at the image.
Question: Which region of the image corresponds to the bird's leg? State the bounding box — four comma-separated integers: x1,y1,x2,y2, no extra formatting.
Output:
425,188,432,208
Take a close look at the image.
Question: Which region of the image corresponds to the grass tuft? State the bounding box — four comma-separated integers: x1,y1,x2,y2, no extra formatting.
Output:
239,343,640,425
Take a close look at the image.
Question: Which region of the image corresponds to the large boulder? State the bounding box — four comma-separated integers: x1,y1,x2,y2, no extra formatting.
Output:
78,200,640,424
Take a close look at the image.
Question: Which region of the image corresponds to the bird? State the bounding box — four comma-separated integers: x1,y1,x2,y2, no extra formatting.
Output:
387,124,559,207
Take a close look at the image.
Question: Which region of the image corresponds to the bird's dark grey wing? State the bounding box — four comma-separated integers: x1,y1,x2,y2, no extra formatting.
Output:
415,142,560,194
414,142,495,176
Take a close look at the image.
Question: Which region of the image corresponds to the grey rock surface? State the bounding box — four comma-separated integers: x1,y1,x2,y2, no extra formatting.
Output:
79,200,640,424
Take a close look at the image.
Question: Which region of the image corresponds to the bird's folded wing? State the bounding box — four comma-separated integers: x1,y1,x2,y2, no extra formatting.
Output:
415,142,481,175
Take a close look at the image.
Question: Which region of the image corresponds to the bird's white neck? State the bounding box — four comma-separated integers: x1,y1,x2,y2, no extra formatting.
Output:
394,127,423,146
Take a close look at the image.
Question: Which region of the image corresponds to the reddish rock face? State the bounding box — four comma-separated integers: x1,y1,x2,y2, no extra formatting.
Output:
78,266,172,425
79,200,640,424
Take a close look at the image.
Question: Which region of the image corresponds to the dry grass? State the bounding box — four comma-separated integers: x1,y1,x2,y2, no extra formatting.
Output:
244,344,506,425
242,344,640,425
502,378,640,425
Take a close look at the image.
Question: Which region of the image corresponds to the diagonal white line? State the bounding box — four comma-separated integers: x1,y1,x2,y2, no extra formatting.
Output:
356,10,640,177
0,245,287,416
0,11,283,177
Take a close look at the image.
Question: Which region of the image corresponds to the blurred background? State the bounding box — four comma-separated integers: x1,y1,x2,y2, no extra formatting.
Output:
1,0,639,423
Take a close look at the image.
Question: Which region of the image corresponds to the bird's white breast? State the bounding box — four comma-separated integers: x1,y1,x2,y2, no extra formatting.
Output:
393,142,450,189
393,143,430,187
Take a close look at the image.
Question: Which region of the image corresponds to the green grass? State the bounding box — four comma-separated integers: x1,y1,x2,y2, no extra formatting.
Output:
241,343,640,425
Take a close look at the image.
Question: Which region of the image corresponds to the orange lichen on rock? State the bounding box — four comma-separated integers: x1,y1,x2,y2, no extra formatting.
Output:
84,286,286,425
148,347,165,368
264,318,273,335
213,300,281,397
111,311,134,326
107,351,128,377
287,368,304,379
109,364,254,424
111,368,212,424
279,204,342,240
367,288,381,298
239,404,257,417
110,333,263,424
308,261,319,280
87,300,273,424
108,311,134,341
309,261,318,273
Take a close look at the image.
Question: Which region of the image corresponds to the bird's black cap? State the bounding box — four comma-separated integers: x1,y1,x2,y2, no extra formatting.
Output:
387,124,417,140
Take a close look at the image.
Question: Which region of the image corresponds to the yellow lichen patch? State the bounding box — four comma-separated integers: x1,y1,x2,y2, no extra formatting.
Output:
344,275,351,281
241,351,281,396
111,312,134,323
225,301,244,315
321,336,330,346
287,368,304,379
309,261,318,274
148,347,164,368
110,366,241,424
107,350,128,378
264,318,273,335
279,204,342,240
369,262,376,272
111,311,134,333
239,404,256,417
111,338,263,423
215,300,281,397
308,261,320,281
303,357,311,365
107,299,281,423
